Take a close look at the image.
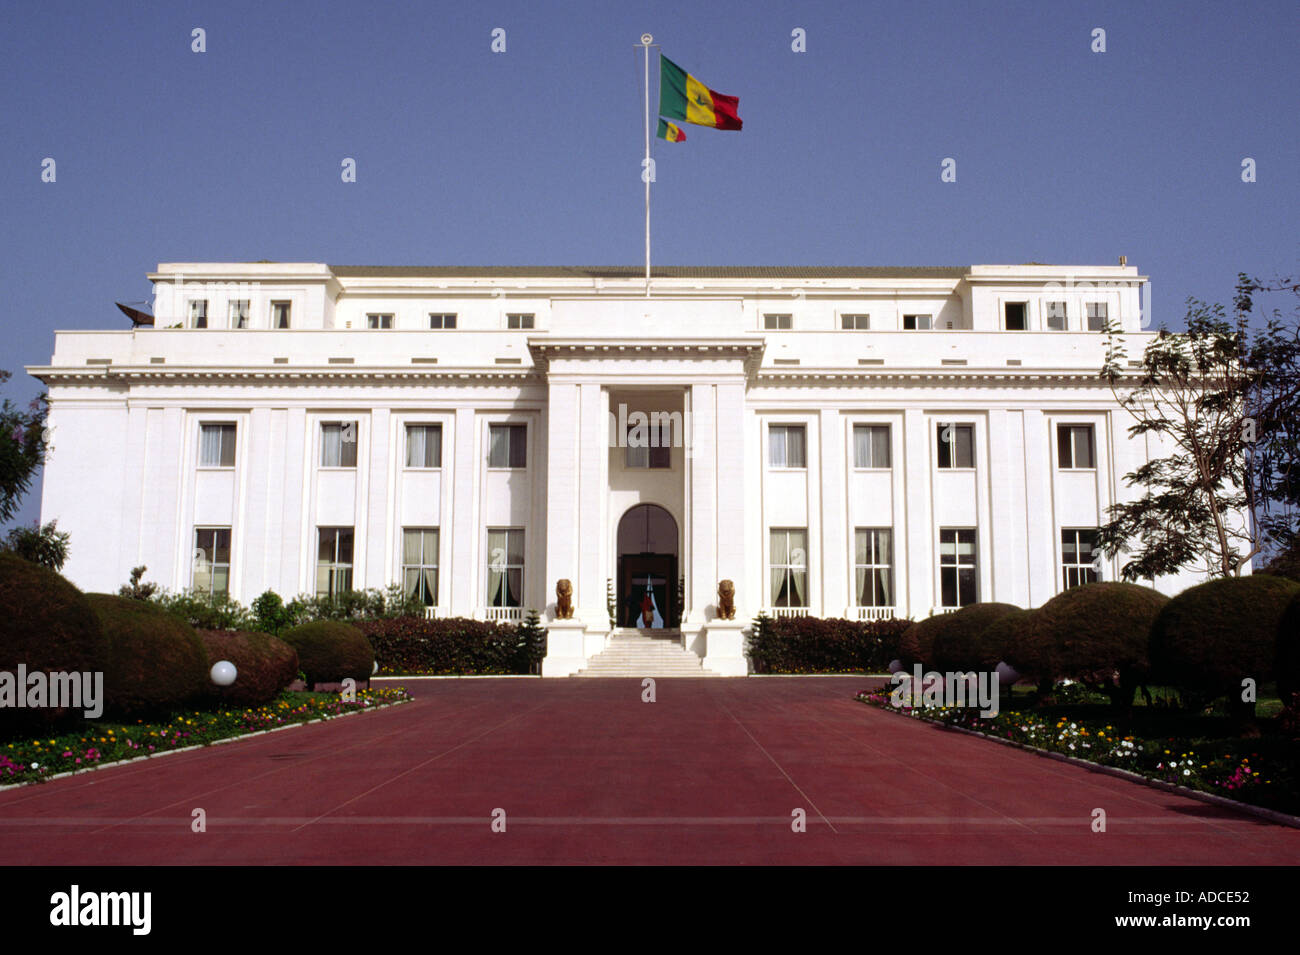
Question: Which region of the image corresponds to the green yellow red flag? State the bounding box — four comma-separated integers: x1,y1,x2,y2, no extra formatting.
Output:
657,118,686,142
658,54,742,130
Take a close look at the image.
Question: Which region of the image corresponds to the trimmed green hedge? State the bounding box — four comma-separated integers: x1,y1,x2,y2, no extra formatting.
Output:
0,554,111,735
357,616,541,675
196,629,299,706
985,609,1048,683
85,593,208,716
747,614,911,674
927,603,1021,672
279,621,375,685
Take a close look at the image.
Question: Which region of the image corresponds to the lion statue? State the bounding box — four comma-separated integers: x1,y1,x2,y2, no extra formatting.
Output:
717,579,736,620
555,579,574,619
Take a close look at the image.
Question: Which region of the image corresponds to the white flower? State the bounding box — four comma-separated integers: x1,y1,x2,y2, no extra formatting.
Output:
30,762,38,769
1183,769,1191,776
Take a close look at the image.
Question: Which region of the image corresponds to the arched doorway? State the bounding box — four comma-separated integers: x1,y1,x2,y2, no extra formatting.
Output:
616,504,679,629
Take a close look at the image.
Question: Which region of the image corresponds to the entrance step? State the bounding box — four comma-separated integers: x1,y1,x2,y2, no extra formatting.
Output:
575,629,720,677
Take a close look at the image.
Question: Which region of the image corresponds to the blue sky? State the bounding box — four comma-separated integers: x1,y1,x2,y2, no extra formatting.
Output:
1,0,1297,531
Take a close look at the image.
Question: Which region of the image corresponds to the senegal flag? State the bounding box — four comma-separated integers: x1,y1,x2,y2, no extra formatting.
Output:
659,54,742,130
657,118,686,142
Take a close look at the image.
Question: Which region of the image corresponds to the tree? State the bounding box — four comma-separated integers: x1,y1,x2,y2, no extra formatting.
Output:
118,565,158,600
1099,300,1258,579
1,519,70,571
0,374,48,523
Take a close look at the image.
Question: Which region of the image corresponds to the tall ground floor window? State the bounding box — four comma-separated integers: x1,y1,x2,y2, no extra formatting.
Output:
1061,528,1100,589
769,528,808,607
854,528,894,607
193,527,231,597
939,528,977,608
486,528,524,607
316,527,354,598
402,527,439,606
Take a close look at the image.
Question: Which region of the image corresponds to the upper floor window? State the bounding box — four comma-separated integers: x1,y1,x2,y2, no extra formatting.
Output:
768,424,806,468
769,528,808,607
406,424,442,468
429,313,457,329
936,423,975,469
903,313,932,330
320,422,358,468
1004,302,1027,331
1057,424,1096,469
199,423,237,467
272,301,291,329
1086,302,1108,331
1046,301,1067,331
506,313,535,330
193,527,231,597
188,299,208,329
764,313,793,330
229,299,250,329
367,313,394,329
625,421,671,469
488,424,527,469
852,424,891,469
840,314,870,330
1062,528,1100,590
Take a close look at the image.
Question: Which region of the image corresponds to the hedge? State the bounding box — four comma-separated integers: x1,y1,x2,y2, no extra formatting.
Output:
747,614,911,674
196,629,299,706
357,616,541,675
279,621,375,685
986,609,1049,684
85,593,209,716
926,603,1021,672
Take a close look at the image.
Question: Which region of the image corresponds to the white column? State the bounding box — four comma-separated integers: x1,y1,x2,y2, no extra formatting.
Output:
1023,409,1054,608
575,382,609,632
902,408,932,617
687,383,718,628
986,409,1024,606
448,407,478,617
363,407,391,589
241,407,274,598
819,408,848,615
279,407,307,596
544,381,580,616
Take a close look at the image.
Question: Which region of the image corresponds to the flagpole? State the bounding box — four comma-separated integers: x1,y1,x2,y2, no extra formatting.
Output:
641,33,653,297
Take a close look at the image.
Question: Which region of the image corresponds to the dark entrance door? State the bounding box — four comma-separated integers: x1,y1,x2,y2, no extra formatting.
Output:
615,504,679,630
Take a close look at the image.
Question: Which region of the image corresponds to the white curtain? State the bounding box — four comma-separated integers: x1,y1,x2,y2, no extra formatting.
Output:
407,426,426,468
322,425,341,466
200,426,223,466
488,426,508,468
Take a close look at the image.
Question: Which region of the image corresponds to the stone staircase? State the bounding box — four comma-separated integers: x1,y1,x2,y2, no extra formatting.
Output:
574,629,721,677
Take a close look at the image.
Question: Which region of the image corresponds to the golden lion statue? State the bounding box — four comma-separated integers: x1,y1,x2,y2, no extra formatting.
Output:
555,579,574,619
717,579,736,620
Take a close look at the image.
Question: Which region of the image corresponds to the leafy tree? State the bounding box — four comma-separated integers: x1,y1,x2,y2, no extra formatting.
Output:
0,376,47,523
516,609,547,674
118,565,159,600
1,519,70,571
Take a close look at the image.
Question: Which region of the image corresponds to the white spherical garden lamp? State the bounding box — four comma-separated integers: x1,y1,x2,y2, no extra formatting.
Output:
210,660,237,687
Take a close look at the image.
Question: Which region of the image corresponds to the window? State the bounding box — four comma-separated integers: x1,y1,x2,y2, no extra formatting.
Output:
936,423,975,469
229,300,250,329
1087,302,1108,331
320,422,358,468
316,527,354,598
903,314,932,330
429,313,457,329
769,528,808,607
768,424,807,468
854,528,893,607
402,528,440,606
188,300,208,329
764,313,792,330
367,313,394,329
1046,301,1067,331
852,424,891,469
486,528,524,608
625,420,671,469
272,301,291,329
1062,528,1100,590
840,314,870,330
1004,302,1027,330
939,528,978,608
405,424,442,468
487,424,526,468
198,423,237,467
193,527,231,597
506,313,535,329
1057,424,1096,469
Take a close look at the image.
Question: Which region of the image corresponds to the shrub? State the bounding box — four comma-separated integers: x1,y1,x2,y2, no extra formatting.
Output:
152,589,255,631
280,621,375,685
196,629,299,706
746,615,911,674
984,609,1050,685
1150,575,1300,721
927,603,1021,672
898,615,947,669
251,590,294,635
85,593,208,716
357,616,538,675
0,553,110,735
1278,593,1300,703
118,565,158,600
1,520,70,570
1038,582,1169,707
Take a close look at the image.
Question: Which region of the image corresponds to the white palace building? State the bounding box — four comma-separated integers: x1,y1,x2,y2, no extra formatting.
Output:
29,262,1205,675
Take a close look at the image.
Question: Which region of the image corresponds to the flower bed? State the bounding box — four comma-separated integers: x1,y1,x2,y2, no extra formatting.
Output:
857,688,1300,816
0,688,411,787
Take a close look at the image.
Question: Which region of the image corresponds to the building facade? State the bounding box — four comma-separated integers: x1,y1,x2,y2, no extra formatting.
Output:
29,262,1205,673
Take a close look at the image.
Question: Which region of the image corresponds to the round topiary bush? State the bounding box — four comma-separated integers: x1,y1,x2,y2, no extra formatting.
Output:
84,593,209,717
898,615,945,668
928,603,1021,672
196,630,299,706
279,621,375,686
985,609,1050,687
0,553,111,735
1037,582,1169,707
1276,593,1300,708
1150,575,1300,721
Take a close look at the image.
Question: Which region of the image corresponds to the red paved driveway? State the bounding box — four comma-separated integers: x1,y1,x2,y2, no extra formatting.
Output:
0,677,1296,865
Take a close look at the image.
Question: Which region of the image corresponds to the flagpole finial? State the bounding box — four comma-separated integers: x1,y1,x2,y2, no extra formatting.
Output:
641,33,653,45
